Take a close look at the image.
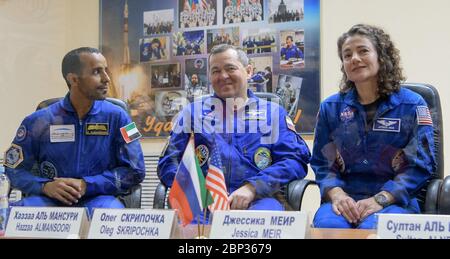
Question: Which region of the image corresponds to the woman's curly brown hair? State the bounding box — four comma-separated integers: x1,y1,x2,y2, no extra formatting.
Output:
337,24,405,97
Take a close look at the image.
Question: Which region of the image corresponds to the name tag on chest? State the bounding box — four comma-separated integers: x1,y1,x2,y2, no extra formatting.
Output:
50,125,75,143
373,118,401,132
85,123,109,136
245,110,266,120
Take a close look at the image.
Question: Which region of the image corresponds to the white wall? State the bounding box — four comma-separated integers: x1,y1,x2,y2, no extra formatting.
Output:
0,0,100,153
0,0,448,213
321,0,450,174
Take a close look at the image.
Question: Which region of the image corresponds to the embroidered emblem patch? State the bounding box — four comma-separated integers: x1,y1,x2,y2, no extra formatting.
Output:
195,144,210,167
15,125,27,142
391,150,407,172
340,107,355,122
4,144,24,169
85,123,109,136
254,147,272,170
40,161,58,179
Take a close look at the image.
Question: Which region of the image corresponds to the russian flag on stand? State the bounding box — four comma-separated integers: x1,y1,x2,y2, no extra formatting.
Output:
192,0,198,10
168,136,212,226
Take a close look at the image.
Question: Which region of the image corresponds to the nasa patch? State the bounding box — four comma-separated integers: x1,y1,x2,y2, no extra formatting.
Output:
340,107,355,122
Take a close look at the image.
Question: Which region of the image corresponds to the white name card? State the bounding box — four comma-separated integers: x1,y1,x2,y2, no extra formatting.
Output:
209,210,307,239
88,209,176,239
5,207,88,239
377,214,450,239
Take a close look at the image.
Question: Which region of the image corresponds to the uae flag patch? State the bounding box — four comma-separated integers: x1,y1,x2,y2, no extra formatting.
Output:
120,122,142,143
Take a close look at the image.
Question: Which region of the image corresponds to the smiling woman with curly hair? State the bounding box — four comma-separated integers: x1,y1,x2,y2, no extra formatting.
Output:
310,24,436,229
337,24,406,97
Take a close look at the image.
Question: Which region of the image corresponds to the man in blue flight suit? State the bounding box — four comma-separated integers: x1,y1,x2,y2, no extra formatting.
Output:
243,37,255,54
248,65,268,92
158,44,310,217
3,47,146,216
280,35,304,60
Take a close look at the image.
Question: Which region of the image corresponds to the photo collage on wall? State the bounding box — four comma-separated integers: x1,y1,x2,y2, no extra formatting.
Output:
100,0,320,137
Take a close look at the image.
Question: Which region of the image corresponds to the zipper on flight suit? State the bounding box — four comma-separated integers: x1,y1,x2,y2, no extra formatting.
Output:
76,119,84,177
357,104,369,163
361,102,392,165
226,133,232,186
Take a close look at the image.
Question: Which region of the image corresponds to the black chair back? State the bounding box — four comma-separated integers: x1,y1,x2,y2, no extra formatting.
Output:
36,97,128,112
401,83,443,212
253,92,281,104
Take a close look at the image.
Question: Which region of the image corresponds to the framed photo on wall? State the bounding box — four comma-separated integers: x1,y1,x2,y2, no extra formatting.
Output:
100,0,320,137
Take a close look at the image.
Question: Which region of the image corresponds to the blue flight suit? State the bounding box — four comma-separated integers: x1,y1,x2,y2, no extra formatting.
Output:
311,88,435,229
249,73,266,92
140,43,151,62
280,45,304,60
244,39,255,54
4,94,146,216
176,45,186,56
158,90,310,217
150,47,165,60
193,43,201,55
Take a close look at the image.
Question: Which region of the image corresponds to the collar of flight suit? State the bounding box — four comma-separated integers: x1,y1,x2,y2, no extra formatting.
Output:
343,87,402,115
210,89,258,112
61,92,103,116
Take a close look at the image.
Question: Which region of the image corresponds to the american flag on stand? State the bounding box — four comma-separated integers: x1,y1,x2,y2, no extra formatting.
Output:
416,106,433,126
201,0,208,9
205,139,230,212
191,0,208,10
